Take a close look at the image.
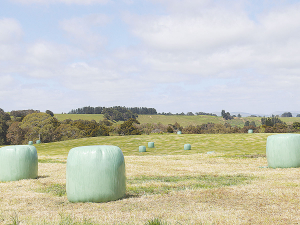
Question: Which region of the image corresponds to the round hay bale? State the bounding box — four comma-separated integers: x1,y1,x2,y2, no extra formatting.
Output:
36,140,41,144
139,146,146,152
28,141,33,145
66,145,126,203
148,142,155,148
184,144,191,150
266,134,300,168
0,145,38,181
248,129,253,133
177,131,182,134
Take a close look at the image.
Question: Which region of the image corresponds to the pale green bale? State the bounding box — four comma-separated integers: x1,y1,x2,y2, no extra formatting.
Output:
139,146,146,152
28,141,33,145
248,129,253,133
36,140,41,144
148,142,155,148
184,144,191,150
0,145,38,181
266,134,300,168
177,131,182,134
66,145,126,203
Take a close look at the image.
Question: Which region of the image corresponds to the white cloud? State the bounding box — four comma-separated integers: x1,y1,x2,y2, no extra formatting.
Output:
0,18,23,43
10,0,111,5
60,14,110,52
0,18,23,61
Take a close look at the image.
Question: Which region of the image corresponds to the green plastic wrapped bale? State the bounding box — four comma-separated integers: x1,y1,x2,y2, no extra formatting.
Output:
28,141,33,145
139,146,146,152
184,144,191,150
0,145,38,181
248,129,253,133
36,140,41,144
148,142,155,148
66,145,126,203
177,131,182,134
266,134,300,168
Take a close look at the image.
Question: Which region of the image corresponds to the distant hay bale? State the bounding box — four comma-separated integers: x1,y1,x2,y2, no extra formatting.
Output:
177,131,182,134
266,134,300,168
36,140,41,144
184,144,191,150
28,141,33,145
248,129,253,133
0,145,38,181
66,145,126,203
148,142,155,148
139,146,146,152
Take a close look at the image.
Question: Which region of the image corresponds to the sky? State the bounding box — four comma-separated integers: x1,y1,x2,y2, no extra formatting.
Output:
1,0,300,114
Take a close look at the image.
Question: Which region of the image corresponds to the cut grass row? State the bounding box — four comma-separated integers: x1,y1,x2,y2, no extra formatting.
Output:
35,133,273,158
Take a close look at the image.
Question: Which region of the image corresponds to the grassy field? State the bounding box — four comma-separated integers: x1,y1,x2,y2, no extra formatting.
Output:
1,133,300,224
54,114,300,127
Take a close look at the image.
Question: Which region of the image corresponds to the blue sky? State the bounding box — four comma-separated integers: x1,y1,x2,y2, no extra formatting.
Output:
1,0,300,114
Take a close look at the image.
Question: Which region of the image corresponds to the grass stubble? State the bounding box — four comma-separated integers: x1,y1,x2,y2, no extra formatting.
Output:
1,134,300,224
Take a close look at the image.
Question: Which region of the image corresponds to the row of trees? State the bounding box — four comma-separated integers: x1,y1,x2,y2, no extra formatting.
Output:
69,106,157,115
0,109,114,145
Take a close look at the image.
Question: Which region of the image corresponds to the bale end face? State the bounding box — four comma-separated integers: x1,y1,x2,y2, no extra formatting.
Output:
184,144,191,150
266,134,300,168
66,145,126,203
148,142,155,148
0,145,38,181
139,146,146,152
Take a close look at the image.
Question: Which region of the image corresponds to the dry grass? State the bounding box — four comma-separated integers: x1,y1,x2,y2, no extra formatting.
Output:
1,153,300,224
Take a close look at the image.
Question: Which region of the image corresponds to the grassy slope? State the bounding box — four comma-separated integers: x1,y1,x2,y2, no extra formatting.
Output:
55,114,300,127
35,133,272,158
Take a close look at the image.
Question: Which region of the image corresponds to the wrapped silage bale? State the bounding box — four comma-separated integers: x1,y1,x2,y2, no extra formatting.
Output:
0,145,38,181
36,140,41,144
177,131,182,134
139,146,146,152
148,142,155,148
28,141,33,145
248,129,253,133
66,145,126,203
266,134,300,168
184,144,191,150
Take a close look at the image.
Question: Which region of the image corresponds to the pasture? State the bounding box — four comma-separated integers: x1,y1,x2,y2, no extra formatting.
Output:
1,133,300,224
54,114,300,128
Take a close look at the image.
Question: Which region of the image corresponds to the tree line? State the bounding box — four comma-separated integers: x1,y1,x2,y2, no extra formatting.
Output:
1,108,300,146
69,106,157,115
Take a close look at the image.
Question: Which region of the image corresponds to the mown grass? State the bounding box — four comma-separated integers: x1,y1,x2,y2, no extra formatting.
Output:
38,158,66,164
127,174,255,196
36,183,66,197
33,133,272,157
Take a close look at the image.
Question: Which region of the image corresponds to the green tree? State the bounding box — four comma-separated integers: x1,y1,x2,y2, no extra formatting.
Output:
118,118,141,135
221,110,233,120
281,112,292,117
20,112,60,143
53,124,85,141
71,120,100,137
0,108,11,145
45,110,54,117
6,122,25,145
98,124,110,136
167,126,174,133
292,122,300,130
244,121,250,127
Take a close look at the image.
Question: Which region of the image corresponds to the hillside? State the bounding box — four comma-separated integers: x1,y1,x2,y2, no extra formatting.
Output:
54,114,300,127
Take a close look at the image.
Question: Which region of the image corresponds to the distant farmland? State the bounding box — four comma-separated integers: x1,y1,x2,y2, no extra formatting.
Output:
55,114,300,127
